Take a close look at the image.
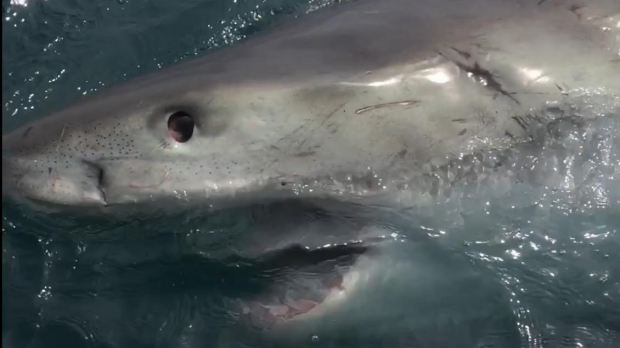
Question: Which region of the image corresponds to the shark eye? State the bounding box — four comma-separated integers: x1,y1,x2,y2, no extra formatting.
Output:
168,111,194,143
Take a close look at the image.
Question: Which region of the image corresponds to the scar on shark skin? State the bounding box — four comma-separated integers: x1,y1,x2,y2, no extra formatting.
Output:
294,151,316,158
355,100,420,114
56,124,72,153
450,46,471,59
22,126,33,138
569,4,585,19
437,50,520,105
128,171,170,189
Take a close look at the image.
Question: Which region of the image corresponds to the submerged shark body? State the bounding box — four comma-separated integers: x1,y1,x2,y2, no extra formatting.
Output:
2,0,619,213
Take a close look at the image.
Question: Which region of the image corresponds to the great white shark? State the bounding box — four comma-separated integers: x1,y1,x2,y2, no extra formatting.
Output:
2,0,619,213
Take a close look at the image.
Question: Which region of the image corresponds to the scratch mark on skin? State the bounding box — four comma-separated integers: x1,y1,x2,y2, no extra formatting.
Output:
319,102,348,128
294,151,316,158
355,100,420,114
297,137,308,150
297,102,348,149
129,171,170,189
458,129,467,136
22,127,33,138
555,83,569,96
569,4,584,19
56,124,71,152
450,47,471,59
465,62,520,105
512,115,529,131
452,118,467,123
537,0,547,5
277,124,305,145
437,51,520,105
288,124,306,138
159,139,171,150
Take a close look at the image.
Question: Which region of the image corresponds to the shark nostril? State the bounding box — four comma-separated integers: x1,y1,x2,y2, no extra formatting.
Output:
168,111,194,143
96,164,105,187
82,160,108,205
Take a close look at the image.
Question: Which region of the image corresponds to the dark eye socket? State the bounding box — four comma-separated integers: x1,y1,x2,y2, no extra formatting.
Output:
168,111,194,143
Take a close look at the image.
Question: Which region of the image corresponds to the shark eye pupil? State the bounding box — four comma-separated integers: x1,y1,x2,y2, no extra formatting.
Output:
168,111,194,143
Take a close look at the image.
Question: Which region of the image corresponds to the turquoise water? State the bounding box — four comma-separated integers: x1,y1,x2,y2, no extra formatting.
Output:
2,1,620,347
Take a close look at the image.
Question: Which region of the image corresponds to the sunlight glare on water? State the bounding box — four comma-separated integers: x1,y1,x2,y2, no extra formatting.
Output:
2,0,620,348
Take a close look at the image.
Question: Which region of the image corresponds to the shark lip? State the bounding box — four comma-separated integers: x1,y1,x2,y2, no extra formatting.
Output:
100,187,108,206
94,163,108,206
82,184,108,206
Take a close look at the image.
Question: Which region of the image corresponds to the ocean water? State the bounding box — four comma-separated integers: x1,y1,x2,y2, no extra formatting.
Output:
2,1,620,348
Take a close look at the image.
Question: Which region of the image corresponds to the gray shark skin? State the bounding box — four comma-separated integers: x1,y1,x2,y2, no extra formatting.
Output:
2,0,619,213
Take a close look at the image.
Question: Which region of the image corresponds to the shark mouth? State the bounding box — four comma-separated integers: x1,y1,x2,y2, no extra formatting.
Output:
237,252,371,330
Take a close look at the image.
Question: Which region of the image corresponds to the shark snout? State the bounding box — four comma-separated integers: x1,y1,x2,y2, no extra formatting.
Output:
2,154,107,207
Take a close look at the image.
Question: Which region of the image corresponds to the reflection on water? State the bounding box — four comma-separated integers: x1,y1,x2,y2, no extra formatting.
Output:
2,0,620,347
